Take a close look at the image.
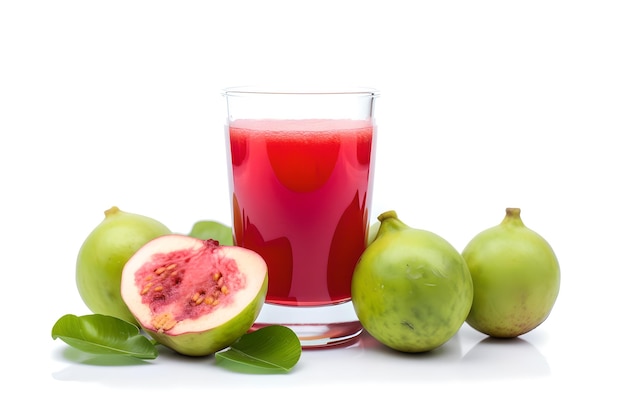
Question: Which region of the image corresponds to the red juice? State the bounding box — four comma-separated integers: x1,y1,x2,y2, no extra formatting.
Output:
227,118,376,306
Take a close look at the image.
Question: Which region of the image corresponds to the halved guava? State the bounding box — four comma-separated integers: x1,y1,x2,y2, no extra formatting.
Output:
120,234,268,356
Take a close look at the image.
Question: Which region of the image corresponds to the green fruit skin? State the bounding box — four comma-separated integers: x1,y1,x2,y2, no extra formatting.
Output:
352,223,474,353
76,207,171,325
145,275,268,356
462,209,560,338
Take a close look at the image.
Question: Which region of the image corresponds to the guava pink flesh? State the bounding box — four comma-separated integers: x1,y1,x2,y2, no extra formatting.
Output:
133,240,244,321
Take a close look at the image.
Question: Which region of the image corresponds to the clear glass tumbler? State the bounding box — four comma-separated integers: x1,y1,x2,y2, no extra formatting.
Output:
223,87,379,348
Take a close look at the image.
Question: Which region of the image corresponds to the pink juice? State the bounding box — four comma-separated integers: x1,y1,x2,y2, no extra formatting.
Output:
227,118,376,306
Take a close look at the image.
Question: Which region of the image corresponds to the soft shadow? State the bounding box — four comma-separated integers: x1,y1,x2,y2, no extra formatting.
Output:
358,330,464,361
293,330,467,383
51,344,215,387
458,336,551,379
57,345,154,366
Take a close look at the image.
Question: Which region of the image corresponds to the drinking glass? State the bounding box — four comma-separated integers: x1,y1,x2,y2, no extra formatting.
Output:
223,86,379,348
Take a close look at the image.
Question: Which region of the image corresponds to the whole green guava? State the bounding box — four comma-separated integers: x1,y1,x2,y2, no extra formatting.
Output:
462,208,560,338
76,206,171,325
352,211,474,353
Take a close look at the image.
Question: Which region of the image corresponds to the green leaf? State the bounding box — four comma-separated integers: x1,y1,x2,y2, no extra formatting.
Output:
215,325,302,373
188,220,234,246
51,314,158,360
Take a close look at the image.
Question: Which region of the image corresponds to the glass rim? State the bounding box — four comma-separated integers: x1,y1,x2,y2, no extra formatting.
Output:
222,85,380,97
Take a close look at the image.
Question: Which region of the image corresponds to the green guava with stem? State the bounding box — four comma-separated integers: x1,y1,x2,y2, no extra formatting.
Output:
352,211,474,353
121,234,268,356
76,206,171,325
462,208,560,338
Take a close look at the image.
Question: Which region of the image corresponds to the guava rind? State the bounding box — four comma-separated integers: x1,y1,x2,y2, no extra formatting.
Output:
462,208,560,338
352,212,473,353
76,206,171,325
145,284,267,356
120,235,268,356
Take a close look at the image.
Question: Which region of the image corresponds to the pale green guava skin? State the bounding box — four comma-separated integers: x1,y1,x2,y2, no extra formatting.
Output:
462,208,560,338
76,206,171,325
352,211,474,353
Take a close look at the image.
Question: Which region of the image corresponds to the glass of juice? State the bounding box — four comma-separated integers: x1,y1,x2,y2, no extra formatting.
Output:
222,87,379,348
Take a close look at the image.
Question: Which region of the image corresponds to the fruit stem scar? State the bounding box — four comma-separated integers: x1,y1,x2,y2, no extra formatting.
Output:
401,321,414,330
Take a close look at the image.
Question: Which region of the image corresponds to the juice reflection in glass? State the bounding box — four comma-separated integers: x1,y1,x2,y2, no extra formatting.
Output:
223,88,378,348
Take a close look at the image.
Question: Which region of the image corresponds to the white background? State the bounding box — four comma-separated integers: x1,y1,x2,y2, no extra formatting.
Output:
2,1,625,415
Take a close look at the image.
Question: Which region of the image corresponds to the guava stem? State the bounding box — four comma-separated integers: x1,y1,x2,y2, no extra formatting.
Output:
104,206,121,217
377,210,409,235
502,207,525,227
377,210,398,222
